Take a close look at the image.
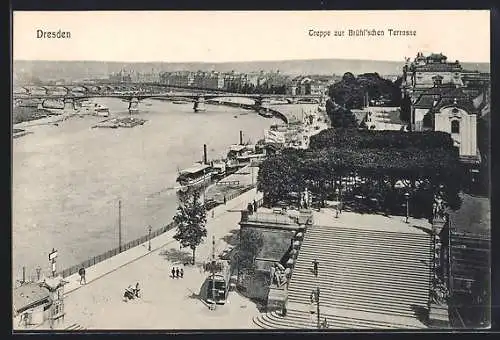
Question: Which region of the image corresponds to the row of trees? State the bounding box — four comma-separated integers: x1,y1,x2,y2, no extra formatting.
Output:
309,128,456,151
258,128,463,217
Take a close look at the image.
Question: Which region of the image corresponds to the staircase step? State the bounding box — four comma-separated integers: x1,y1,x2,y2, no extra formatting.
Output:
305,232,430,246
288,285,429,307
289,274,430,295
258,309,426,329
295,251,430,267
288,289,428,310
310,225,430,240
261,312,312,329
271,309,423,329
260,312,352,330
288,281,429,300
302,242,429,255
65,324,85,331
291,263,430,282
296,253,430,270
256,314,297,329
299,241,429,259
292,261,430,278
287,295,426,318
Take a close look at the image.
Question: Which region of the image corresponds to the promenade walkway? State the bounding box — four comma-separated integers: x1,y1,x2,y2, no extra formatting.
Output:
17,188,263,330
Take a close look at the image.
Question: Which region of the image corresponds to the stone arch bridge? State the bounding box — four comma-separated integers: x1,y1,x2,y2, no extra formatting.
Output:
13,83,325,114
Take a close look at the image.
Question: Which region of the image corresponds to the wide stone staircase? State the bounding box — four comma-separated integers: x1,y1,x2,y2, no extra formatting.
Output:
254,223,432,329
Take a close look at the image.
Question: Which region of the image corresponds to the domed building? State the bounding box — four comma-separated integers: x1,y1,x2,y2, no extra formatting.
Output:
401,53,489,166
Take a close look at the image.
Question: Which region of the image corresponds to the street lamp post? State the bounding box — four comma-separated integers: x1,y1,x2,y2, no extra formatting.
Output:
210,235,217,311
312,259,320,329
404,192,410,224
335,188,340,218
147,225,152,251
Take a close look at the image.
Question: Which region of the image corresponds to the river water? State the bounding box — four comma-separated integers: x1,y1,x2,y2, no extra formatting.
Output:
12,97,282,279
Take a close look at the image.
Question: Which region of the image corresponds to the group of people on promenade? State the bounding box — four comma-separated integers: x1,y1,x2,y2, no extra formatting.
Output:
171,267,184,279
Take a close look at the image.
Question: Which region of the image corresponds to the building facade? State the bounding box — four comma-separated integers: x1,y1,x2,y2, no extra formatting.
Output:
402,53,484,162
434,103,477,158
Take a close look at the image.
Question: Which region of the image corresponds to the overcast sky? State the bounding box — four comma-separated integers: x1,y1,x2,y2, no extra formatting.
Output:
13,10,490,63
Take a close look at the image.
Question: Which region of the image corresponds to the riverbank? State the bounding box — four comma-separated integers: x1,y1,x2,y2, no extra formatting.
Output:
13,98,282,279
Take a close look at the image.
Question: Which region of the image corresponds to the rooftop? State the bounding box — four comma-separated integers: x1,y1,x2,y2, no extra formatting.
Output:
413,86,471,109
13,283,51,314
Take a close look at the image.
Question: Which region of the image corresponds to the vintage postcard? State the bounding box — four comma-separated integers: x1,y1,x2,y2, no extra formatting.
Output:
12,10,490,331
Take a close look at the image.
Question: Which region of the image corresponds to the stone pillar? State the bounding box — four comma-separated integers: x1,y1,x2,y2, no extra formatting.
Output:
128,97,139,114
428,212,450,327
63,98,76,114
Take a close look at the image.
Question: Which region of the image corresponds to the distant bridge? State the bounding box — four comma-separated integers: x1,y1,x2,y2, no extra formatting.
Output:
13,82,325,113
13,82,324,101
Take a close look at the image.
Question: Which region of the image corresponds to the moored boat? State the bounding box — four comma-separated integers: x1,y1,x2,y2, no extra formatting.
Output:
176,163,214,189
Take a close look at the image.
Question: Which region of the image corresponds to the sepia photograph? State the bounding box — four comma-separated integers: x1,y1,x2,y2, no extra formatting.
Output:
11,10,491,331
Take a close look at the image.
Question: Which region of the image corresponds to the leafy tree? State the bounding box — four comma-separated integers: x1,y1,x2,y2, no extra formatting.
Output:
236,228,264,271
173,190,207,265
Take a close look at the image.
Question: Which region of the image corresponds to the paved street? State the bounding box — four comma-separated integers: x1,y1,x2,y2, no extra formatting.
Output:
32,188,263,330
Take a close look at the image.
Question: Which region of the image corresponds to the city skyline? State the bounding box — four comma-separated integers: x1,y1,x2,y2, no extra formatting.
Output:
13,10,490,63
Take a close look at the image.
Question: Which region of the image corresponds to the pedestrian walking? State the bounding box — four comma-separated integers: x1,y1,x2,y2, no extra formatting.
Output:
223,195,227,205
175,267,180,279
171,267,175,278
78,267,86,285
180,268,184,278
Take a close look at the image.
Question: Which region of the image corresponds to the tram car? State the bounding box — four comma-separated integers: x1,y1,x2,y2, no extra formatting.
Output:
205,260,232,305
